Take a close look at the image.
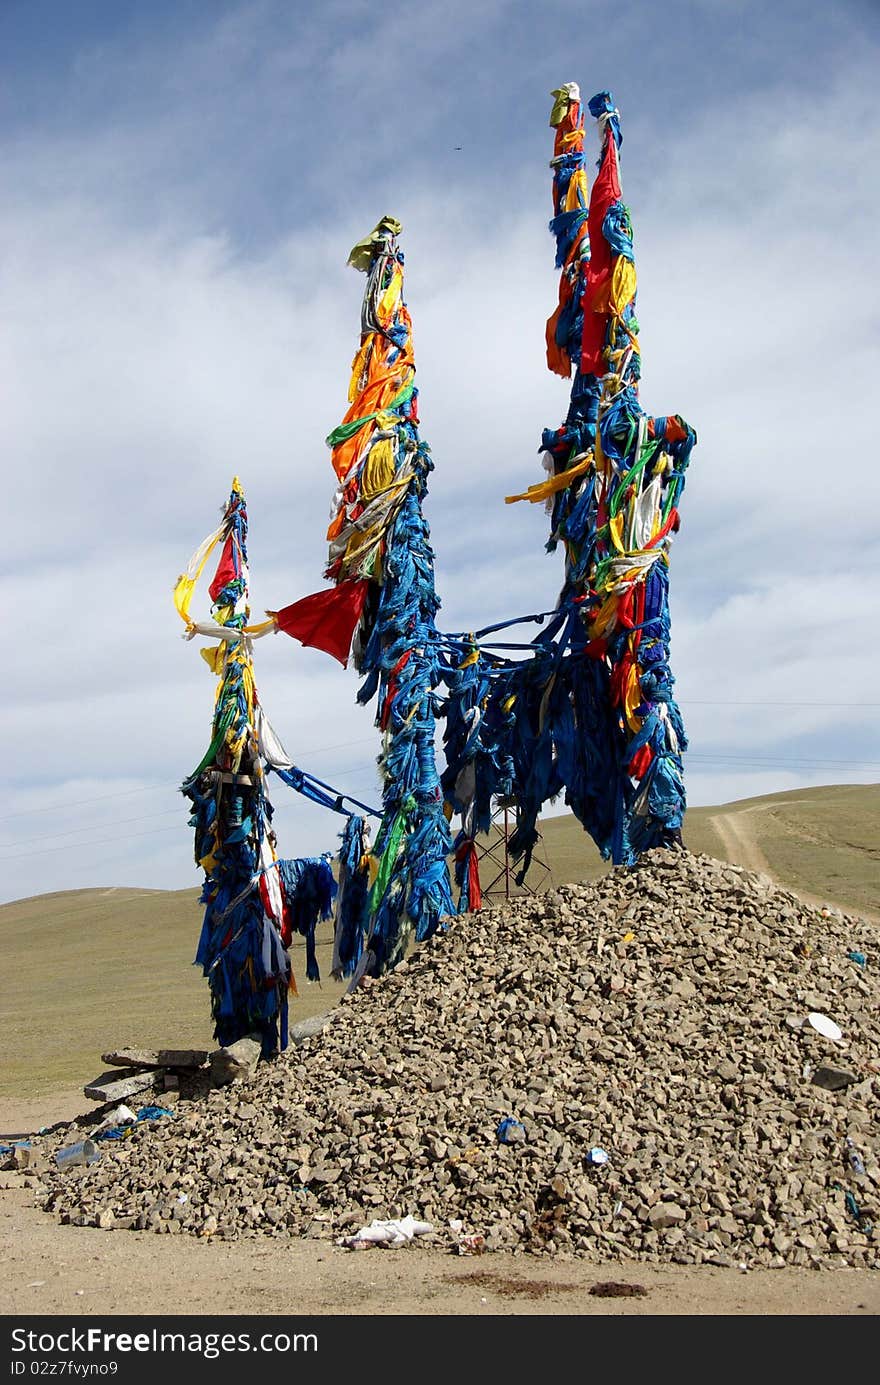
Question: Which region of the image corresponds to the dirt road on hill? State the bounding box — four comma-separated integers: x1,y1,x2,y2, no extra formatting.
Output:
707,795,825,880
709,807,774,877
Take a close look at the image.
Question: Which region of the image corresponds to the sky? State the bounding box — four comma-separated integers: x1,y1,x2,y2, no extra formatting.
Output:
2,0,878,905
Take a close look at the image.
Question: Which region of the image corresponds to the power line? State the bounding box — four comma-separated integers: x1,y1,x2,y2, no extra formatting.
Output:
0,761,381,853
5,699,877,825
5,695,877,829
0,735,378,822
0,784,167,822
688,752,880,768
0,824,182,862
685,700,880,708
2,808,181,850
2,758,875,860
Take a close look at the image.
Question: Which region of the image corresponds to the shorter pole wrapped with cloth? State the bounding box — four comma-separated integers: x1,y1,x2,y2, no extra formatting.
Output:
175,478,294,1055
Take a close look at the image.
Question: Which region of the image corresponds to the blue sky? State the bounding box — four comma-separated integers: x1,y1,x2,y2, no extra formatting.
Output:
2,0,878,903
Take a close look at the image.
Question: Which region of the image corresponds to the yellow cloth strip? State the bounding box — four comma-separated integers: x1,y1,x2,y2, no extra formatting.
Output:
199,844,219,874
505,451,593,505
595,426,610,485
360,438,396,498
173,531,222,624
564,168,588,212
378,264,403,325
342,476,411,559
200,644,225,675
589,594,619,640
610,256,637,315
174,479,244,625
244,617,276,637
624,657,643,732
348,338,372,404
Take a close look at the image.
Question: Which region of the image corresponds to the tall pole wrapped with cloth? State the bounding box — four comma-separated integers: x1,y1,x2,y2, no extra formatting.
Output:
508,85,697,863
323,218,454,974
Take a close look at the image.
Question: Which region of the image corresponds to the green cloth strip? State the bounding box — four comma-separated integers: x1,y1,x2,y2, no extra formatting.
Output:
325,383,414,450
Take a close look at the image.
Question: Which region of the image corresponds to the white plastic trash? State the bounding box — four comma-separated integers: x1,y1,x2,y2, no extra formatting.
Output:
338,1215,433,1249
96,1104,137,1133
55,1139,101,1169
806,1013,842,1042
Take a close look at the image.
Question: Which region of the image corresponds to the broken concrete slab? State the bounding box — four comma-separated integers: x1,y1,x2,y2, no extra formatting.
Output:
83,1069,165,1104
288,1014,333,1046
101,1049,209,1071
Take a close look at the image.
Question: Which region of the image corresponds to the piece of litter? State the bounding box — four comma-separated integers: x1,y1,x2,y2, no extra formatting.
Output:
457,1232,486,1256
587,1147,610,1165
806,1013,842,1042
845,1137,866,1177
177,1193,188,1204
338,1215,433,1250
496,1117,526,1145
97,1104,136,1131
848,951,866,968
94,1104,139,1142
27,1281,45,1288
55,1139,101,1169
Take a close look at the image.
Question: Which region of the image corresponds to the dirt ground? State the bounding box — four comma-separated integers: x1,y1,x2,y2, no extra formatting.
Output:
2,1093,878,1319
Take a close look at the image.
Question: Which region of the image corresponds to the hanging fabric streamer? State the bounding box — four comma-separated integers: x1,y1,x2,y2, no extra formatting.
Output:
331,815,372,979
276,856,337,982
270,579,370,667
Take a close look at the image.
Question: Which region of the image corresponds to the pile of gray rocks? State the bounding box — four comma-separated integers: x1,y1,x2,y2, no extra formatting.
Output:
35,850,878,1267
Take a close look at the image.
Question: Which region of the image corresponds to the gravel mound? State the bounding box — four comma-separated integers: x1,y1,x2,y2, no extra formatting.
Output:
35,850,879,1267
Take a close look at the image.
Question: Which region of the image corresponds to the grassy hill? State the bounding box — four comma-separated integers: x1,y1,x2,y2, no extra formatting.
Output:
541,781,880,920
1,784,876,1102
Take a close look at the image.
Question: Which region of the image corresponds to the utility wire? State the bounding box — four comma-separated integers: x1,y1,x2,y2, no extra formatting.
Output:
4,701,877,824
688,753,880,768
0,825,182,861
2,756,875,860
0,735,379,822
685,700,880,708
0,757,381,854
4,808,181,850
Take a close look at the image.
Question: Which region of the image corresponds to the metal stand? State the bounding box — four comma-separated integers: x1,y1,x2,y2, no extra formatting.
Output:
475,795,553,903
